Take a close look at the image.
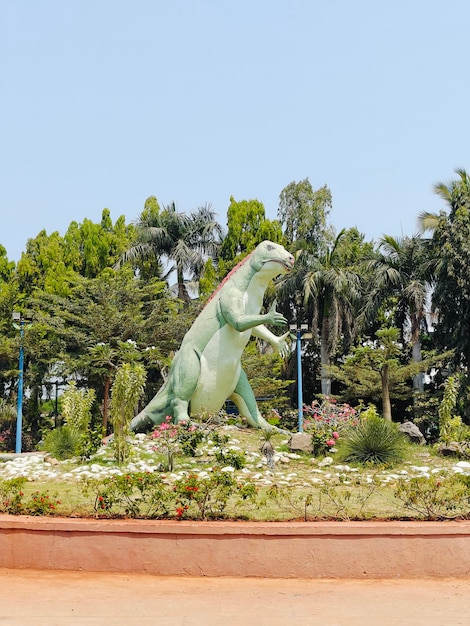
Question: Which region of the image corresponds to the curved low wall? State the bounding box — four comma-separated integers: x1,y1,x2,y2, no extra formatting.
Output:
1,515,469,578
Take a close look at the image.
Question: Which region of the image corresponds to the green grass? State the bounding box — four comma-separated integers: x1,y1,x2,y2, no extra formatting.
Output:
1,426,469,521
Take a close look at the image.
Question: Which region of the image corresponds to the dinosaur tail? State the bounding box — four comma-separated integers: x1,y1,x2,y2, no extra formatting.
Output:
130,381,172,432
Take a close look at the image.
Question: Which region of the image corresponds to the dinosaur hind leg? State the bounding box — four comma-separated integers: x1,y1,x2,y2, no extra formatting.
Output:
230,368,272,430
167,347,201,423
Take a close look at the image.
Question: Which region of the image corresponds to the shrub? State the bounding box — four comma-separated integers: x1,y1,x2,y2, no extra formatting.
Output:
83,472,172,518
0,478,62,515
303,397,358,456
0,477,26,514
214,448,246,469
394,474,470,520
339,415,407,466
173,470,238,519
110,363,147,464
41,426,82,460
151,418,204,470
438,376,465,443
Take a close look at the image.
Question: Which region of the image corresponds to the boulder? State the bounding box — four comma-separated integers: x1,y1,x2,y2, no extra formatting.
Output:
399,421,426,445
289,432,313,453
438,441,470,458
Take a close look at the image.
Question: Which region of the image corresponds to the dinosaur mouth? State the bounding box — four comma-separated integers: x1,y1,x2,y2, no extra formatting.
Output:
274,258,295,271
262,257,295,272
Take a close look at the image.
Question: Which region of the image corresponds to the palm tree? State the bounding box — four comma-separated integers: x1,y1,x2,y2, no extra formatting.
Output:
418,168,470,373
120,201,224,303
418,168,470,233
279,230,362,397
363,234,431,394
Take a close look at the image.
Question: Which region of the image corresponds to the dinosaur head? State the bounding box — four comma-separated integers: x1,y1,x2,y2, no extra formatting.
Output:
251,241,295,276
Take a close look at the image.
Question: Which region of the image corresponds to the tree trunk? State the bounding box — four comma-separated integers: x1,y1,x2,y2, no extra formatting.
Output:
320,315,331,396
411,314,424,393
381,363,392,421
177,266,191,304
102,376,110,433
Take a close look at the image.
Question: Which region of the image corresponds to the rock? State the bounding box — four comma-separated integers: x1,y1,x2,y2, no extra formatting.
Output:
399,421,426,445
437,442,457,456
45,456,60,466
437,441,470,457
289,432,313,453
318,456,334,467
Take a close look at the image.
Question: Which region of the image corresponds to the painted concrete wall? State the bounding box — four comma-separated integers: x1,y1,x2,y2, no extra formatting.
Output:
1,516,469,578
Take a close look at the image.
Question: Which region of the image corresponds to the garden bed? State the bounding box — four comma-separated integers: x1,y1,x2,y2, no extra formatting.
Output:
1,515,470,578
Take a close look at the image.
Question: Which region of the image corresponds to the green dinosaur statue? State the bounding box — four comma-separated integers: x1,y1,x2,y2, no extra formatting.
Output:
131,240,295,432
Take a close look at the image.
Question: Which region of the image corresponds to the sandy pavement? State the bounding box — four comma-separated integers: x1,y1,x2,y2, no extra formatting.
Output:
1,569,470,626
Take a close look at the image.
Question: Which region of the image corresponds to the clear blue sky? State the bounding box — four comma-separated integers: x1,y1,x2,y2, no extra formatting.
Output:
2,0,469,262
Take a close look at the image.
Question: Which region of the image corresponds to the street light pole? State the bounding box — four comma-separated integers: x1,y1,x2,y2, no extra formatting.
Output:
12,312,25,454
296,328,303,432
290,321,309,433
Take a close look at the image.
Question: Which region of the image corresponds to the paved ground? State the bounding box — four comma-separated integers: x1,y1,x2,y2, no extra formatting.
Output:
1,569,469,626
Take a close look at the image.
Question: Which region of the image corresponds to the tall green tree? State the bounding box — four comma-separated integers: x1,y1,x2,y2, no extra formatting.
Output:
278,178,334,251
279,229,364,397
0,245,14,283
16,210,133,297
424,169,470,373
220,196,283,268
121,199,224,302
363,234,431,394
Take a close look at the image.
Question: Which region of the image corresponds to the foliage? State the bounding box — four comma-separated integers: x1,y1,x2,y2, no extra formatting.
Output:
338,414,407,466
220,196,283,271
62,381,95,432
84,472,172,518
110,362,146,464
0,477,26,514
5,425,470,521
55,381,100,458
121,199,223,302
428,169,470,374
23,489,62,515
331,328,447,421
241,341,292,412
394,474,470,520
438,375,468,443
151,416,203,471
317,474,381,521
214,448,246,470
173,470,241,520
303,397,359,456
266,473,382,522
260,428,276,469
0,427,34,453
277,178,333,251
278,228,364,397
16,210,133,297
41,426,82,460
0,478,61,515
409,393,441,443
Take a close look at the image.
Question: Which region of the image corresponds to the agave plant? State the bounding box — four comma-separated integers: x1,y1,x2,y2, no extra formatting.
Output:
339,415,407,466
260,429,276,469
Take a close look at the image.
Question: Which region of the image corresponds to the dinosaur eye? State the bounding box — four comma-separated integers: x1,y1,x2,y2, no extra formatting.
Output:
267,244,274,251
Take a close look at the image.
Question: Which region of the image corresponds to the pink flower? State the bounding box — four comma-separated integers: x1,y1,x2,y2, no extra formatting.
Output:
326,439,335,446
332,431,339,440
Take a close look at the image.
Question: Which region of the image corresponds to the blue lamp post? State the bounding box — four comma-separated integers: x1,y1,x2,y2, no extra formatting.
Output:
290,321,309,433
12,312,25,454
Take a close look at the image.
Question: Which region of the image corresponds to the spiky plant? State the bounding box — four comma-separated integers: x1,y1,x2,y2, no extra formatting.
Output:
339,415,407,466
260,429,276,469
41,427,81,460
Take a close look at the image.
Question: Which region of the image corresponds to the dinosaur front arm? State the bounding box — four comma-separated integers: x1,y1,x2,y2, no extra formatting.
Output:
252,326,291,358
220,297,287,332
